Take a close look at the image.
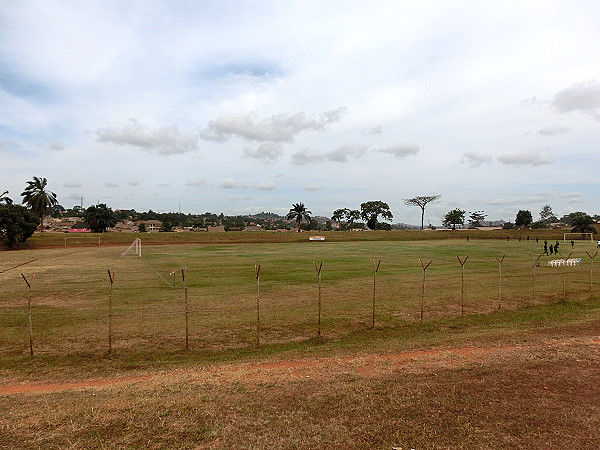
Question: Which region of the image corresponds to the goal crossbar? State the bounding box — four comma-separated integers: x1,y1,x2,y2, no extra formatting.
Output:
563,232,594,242
121,238,142,256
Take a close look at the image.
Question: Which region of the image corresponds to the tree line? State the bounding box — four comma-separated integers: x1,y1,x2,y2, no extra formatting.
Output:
2,177,597,248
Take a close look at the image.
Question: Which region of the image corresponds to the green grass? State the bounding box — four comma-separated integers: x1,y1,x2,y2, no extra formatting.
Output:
1,235,599,381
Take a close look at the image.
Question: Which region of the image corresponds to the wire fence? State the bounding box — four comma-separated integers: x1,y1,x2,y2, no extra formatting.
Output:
1,246,598,357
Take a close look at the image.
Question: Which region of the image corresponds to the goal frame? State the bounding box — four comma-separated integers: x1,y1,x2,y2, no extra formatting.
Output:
121,238,142,257
563,232,594,242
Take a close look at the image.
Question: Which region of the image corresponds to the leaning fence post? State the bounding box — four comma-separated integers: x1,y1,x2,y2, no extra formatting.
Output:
107,269,116,354
21,273,34,356
372,259,381,329
586,251,597,297
255,264,261,348
531,253,542,301
313,261,323,336
496,255,505,310
457,256,468,315
419,259,432,322
562,253,573,301
182,267,189,351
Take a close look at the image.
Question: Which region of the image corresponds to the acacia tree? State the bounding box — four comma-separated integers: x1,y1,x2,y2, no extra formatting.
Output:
84,204,117,232
443,208,466,230
21,177,58,228
468,210,487,228
331,208,348,229
539,205,557,224
404,195,441,230
360,201,393,230
286,202,312,232
331,208,361,230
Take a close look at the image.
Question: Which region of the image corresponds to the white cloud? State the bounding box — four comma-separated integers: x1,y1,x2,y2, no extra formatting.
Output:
49,140,64,151
105,182,118,188
128,180,140,186
256,181,276,191
552,80,600,120
185,180,207,187
460,152,493,167
219,178,241,189
496,151,554,166
243,143,284,161
63,180,83,188
304,185,322,191
538,125,569,136
291,144,368,165
326,144,368,162
200,108,347,143
290,148,324,165
379,143,420,158
220,178,276,190
96,119,199,155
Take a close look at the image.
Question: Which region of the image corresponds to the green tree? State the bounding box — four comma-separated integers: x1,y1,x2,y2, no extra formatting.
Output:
21,177,58,228
404,195,441,230
442,208,466,230
539,205,557,224
360,201,393,230
0,204,39,247
565,212,596,234
0,190,13,205
468,210,487,228
138,222,147,232
286,203,312,232
515,210,533,228
331,208,348,229
84,204,116,232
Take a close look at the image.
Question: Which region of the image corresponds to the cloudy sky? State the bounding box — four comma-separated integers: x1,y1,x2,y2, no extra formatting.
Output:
1,1,599,225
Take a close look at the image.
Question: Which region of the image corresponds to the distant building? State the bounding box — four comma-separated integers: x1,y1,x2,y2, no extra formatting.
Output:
138,220,162,232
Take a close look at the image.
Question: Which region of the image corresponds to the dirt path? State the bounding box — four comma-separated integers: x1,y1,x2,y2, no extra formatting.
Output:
2,337,598,396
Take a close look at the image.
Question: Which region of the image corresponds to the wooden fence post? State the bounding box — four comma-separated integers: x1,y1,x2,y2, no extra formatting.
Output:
255,265,261,348
562,253,573,301
21,273,34,356
313,262,323,336
457,256,468,315
182,267,189,351
586,251,597,297
107,269,115,354
496,255,505,310
419,259,432,322
531,253,542,301
372,260,381,329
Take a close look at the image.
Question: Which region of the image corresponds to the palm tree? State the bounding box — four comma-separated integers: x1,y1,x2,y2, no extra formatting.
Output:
84,204,117,232
21,177,58,228
0,190,13,205
286,202,312,232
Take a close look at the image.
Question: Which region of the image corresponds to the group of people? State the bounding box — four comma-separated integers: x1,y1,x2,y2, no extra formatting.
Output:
543,240,560,255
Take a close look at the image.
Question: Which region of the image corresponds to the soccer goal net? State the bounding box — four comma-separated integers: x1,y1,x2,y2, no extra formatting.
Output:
563,232,594,242
121,238,142,256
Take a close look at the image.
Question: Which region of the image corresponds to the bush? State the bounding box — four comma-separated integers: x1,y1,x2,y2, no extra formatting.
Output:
502,222,514,229
0,204,39,248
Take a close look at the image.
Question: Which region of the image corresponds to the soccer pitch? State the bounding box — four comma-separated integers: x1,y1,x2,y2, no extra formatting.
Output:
1,238,597,357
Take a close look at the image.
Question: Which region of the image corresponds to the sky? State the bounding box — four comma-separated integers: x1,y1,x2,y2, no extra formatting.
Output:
1,0,599,226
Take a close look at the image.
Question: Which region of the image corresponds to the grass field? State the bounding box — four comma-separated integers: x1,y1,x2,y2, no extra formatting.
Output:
1,233,599,448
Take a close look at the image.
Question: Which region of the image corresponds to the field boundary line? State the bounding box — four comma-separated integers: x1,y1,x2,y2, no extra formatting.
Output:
140,256,175,288
0,259,37,274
